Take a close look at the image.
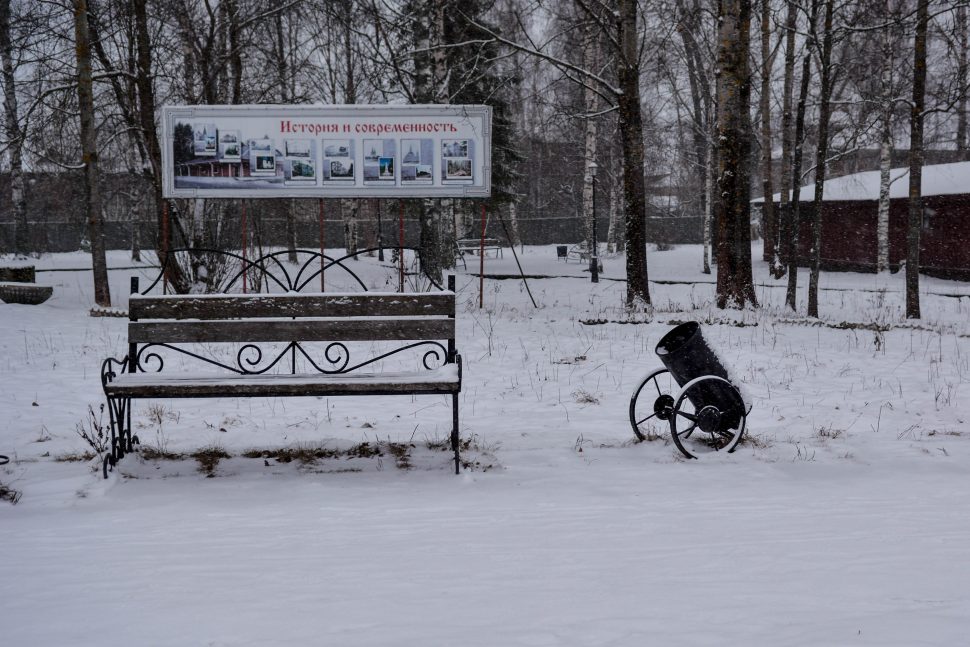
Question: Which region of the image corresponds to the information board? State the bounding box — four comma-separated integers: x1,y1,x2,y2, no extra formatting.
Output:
160,104,492,199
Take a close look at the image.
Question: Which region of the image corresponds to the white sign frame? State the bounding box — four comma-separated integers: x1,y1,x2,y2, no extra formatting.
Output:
161,104,492,199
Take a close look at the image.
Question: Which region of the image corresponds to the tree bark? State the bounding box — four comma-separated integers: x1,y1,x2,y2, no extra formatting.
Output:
776,0,798,279
714,0,756,309
785,0,819,311
807,0,835,319
906,0,929,320
677,2,710,265
74,0,111,306
618,0,650,307
759,0,777,267
957,5,968,152
134,0,185,292
877,114,892,273
0,0,26,256
581,18,600,254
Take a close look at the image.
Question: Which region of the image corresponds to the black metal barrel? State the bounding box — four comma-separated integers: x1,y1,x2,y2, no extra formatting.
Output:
655,322,743,430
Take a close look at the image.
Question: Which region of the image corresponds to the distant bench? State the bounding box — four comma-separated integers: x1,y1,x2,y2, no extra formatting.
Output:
100,273,462,478
456,238,503,258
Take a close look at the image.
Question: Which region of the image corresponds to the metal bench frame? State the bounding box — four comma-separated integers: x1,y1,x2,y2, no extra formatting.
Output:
100,249,462,478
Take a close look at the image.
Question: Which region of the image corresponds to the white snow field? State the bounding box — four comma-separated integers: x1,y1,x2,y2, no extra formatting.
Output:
2,243,969,646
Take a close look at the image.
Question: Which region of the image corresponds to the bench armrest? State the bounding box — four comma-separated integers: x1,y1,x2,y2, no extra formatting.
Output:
100,355,129,390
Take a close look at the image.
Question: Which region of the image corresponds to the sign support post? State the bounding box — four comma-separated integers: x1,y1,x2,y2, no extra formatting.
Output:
398,200,405,292
479,202,486,309
318,198,325,291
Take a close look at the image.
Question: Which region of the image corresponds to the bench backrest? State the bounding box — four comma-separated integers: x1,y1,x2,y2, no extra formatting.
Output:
127,292,456,344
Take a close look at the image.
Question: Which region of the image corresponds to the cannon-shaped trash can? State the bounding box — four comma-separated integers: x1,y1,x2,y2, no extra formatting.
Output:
629,322,748,458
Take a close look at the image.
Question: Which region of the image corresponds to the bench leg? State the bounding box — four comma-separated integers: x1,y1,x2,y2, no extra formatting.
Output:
452,393,460,475
103,396,132,478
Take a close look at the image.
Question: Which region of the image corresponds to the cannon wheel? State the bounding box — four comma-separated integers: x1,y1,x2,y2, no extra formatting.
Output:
669,375,746,459
629,368,678,441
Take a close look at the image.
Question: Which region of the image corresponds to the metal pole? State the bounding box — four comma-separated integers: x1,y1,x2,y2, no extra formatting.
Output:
161,200,169,295
398,200,405,292
377,200,384,261
479,202,486,308
319,198,327,292
497,210,538,308
590,173,599,283
241,201,247,294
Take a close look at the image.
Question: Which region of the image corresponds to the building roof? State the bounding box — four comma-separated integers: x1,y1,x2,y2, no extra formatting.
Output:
755,160,970,203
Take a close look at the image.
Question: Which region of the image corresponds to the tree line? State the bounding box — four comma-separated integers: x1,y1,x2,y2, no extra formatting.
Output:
1,0,967,319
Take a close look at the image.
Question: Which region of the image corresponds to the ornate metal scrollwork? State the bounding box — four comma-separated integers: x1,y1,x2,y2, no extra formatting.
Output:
126,339,449,377
143,246,443,296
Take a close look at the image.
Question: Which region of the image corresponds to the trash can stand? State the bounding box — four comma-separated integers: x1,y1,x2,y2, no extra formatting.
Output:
629,322,749,459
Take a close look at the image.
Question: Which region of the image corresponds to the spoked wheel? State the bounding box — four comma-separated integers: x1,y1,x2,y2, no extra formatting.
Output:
669,375,747,459
629,368,678,441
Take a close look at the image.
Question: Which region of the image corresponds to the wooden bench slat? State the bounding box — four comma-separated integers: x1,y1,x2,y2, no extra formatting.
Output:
130,293,455,320
129,318,455,344
104,366,460,398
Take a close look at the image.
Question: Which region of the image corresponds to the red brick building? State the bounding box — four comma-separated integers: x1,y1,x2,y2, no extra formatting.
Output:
758,161,970,281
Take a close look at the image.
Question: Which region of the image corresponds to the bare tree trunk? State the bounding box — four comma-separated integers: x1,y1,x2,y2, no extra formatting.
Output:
74,0,111,306
618,0,650,306
876,2,896,273
1,0,27,256
226,0,242,103
342,199,358,258
507,200,521,248
776,0,798,279
607,173,620,253
807,0,835,319
581,18,600,253
877,115,892,273
714,0,756,309
134,0,185,292
759,0,777,267
677,3,710,268
702,146,712,273
786,0,819,311
131,200,141,262
957,5,968,152
906,0,929,320
274,10,298,263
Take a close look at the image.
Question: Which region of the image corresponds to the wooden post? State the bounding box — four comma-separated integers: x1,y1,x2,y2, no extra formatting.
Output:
398,200,405,292
320,198,327,292
479,202,486,309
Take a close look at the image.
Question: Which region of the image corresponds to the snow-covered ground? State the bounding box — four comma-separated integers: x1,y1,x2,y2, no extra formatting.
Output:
2,243,969,646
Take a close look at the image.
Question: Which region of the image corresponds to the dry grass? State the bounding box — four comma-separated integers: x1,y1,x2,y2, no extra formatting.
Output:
191,446,231,477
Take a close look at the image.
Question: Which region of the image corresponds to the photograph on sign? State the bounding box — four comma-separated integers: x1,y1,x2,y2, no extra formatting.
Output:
249,138,277,176
363,139,396,184
441,138,474,184
194,123,217,156
163,105,490,197
322,139,355,182
284,139,317,183
219,130,241,160
400,138,433,185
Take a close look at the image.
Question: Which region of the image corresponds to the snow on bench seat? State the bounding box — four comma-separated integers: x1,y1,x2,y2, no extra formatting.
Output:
104,364,460,398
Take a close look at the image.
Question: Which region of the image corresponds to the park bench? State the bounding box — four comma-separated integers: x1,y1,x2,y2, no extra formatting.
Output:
100,251,462,479
456,237,503,259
